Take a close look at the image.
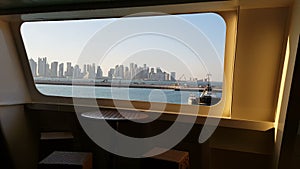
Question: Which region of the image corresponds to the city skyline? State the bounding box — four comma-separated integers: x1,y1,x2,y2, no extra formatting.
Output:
29,57,180,81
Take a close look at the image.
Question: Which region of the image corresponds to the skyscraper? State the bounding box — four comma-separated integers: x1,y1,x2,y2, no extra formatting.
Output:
149,68,155,80
156,67,164,81
59,63,64,78
96,66,103,79
73,65,81,79
164,72,170,81
129,63,134,79
124,67,130,80
171,72,176,81
114,65,119,78
50,61,58,77
88,63,96,79
119,65,124,79
38,57,47,77
65,62,73,78
108,68,115,79
29,58,37,77
83,64,87,77
46,63,50,77
142,64,149,79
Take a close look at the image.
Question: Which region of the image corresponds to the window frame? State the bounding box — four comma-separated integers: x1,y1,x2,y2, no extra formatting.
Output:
11,3,238,118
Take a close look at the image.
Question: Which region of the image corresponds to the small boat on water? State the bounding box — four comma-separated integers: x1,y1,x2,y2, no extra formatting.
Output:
188,75,221,106
188,83,221,106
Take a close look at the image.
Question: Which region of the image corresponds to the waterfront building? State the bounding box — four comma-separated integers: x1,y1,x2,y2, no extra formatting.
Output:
38,57,47,77
65,62,73,78
50,61,58,77
58,63,64,78
29,58,37,77
171,72,176,81
96,66,103,79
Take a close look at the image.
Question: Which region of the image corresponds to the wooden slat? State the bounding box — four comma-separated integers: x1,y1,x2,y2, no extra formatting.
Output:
40,132,74,140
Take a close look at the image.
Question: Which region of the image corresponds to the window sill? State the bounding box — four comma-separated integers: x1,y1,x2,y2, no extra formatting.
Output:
26,102,274,132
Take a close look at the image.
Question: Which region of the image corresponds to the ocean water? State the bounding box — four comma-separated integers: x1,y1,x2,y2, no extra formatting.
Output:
36,84,222,104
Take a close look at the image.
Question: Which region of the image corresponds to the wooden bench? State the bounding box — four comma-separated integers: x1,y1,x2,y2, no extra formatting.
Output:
142,149,190,169
38,151,92,169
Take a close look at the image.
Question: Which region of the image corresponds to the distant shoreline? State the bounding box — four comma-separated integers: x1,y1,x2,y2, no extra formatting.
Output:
35,79,222,92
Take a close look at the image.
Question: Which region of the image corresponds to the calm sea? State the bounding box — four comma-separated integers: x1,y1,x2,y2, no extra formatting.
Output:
36,84,222,104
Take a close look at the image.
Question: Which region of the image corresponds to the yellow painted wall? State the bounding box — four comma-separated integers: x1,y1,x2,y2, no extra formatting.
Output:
232,7,289,121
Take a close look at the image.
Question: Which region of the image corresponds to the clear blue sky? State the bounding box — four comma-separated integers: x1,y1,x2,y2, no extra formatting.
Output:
21,13,226,81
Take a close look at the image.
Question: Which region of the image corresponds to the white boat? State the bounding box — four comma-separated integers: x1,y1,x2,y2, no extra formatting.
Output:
188,74,221,106
188,83,221,106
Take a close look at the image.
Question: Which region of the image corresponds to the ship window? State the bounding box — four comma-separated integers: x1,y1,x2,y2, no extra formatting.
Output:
21,13,226,106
